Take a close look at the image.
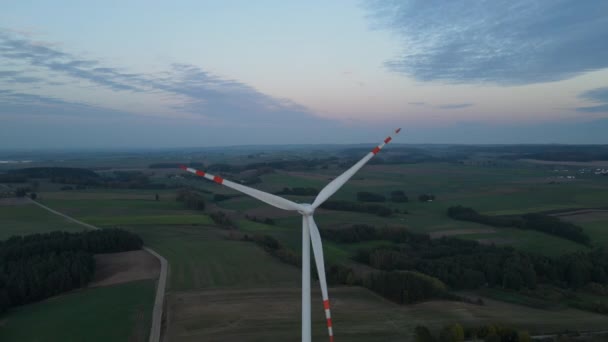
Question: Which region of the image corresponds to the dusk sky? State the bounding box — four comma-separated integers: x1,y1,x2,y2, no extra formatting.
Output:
1,0,608,149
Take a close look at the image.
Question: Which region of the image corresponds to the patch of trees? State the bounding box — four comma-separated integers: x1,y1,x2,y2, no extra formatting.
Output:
243,234,300,267
245,215,275,225
102,171,168,190
340,147,439,164
415,323,532,342
0,174,27,183
354,234,608,292
205,158,337,174
320,200,393,217
213,193,241,202
465,145,608,162
362,270,449,304
9,167,170,190
418,194,436,202
0,229,142,314
9,167,99,179
356,191,386,202
328,263,474,305
276,187,318,196
209,211,237,229
176,188,206,210
390,190,408,202
149,162,203,169
447,206,590,245
322,225,427,244
14,187,31,197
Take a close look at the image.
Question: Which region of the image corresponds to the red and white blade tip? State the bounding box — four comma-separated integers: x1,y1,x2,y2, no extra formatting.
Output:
179,165,187,170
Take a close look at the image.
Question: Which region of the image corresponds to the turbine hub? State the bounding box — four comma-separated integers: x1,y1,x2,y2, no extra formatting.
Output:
299,204,314,216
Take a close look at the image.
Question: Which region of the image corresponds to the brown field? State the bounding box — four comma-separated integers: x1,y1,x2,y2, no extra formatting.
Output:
89,250,160,287
164,286,608,342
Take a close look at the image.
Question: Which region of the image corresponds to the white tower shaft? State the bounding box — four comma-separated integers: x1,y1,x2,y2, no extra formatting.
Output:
302,215,311,342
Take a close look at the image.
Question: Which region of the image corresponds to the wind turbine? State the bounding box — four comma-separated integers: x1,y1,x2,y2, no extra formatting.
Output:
179,128,400,342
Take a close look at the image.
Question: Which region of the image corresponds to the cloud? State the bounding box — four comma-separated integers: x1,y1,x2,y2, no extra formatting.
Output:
365,0,608,85
0,89,129,119
577,87,608,113
0,30,322,126
408,101,426,106
580,87,608,103
0,69,43,84
0,32,141,91
439,103,473,110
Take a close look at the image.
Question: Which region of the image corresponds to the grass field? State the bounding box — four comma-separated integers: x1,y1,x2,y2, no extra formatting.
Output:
0,203,85,239
0,280,155,342
79,214,213,226
123,225,300,291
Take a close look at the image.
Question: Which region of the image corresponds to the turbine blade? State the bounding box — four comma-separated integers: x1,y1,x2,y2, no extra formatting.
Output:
312,128,401,208
307,215,334,342
179,165,304,211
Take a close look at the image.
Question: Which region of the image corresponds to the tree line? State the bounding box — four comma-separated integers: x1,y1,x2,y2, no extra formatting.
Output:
320,224,608,309
356,190,434,203
320,200,393,217
209,211,237,229
322,224,428,244
276,187,318,196
176,188,206,211
414,323,532,342
148,162,203,169
8,167,171,190
354,234,608,292
242,234,300,267
0,229,143,314
447,205,590,245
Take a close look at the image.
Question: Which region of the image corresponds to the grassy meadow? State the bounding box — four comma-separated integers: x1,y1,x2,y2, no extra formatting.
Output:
0,280,155,342
0,203,85,239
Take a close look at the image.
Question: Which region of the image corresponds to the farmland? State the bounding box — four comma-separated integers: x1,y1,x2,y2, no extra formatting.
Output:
1,144,608,341
0,280,155,342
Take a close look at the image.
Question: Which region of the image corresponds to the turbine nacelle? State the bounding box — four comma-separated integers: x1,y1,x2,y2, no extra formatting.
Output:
298,203,315,216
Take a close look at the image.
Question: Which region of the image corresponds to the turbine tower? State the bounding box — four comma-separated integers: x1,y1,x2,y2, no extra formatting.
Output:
179,128,400,342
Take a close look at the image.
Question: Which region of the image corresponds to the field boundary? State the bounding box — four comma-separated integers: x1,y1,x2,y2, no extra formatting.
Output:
27,198,167,342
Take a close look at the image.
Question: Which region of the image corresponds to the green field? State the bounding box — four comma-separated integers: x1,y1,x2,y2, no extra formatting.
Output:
0,204,85,239
79,214,213,226
0,280,155,342
123,224,300,291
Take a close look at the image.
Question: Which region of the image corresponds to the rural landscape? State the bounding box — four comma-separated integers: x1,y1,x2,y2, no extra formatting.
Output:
1,144,608,341
2,1,608,341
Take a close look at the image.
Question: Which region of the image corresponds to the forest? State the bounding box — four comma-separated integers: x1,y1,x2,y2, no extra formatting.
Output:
447,206,590,245
323,224,608,307
276,187,319,196
0,229,143,314
5,167,170,190
320,200,393,217
176,188,206,210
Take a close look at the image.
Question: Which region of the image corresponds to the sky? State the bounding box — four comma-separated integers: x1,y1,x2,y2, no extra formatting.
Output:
1,0,608,149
